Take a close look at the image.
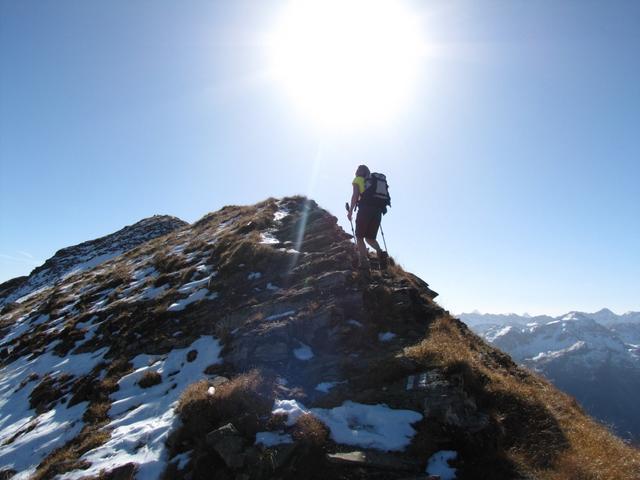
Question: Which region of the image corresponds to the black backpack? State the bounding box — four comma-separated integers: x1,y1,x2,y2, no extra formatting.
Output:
360,173,391,213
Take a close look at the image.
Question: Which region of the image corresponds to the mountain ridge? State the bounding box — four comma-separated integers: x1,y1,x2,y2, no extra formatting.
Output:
0,197,638,479
459,309,640,327
0,215,187,308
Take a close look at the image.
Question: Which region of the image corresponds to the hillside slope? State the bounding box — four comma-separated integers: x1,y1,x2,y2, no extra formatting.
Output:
0,215,187,307
0,197,638,480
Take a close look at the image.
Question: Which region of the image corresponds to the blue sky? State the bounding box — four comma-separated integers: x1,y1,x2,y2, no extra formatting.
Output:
1,0,638,315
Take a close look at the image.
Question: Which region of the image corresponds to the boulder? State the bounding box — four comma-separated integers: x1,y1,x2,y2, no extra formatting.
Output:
405,371,489,432
206,423,245,469
327,451,421,472
253,341,289,363
265,443,297,471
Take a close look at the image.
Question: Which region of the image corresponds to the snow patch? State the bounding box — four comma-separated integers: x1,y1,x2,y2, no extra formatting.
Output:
272,399,309,426
426,450,458,480
177,276,211,293
315,381,342,393
311,401,422,451
271,400,422,451
167,289,217,312
260,232,280,245
293,343,314,361
378,332,396,342
273,209,289,222
59,336,223,480
0,348,108,477
485,325,512,342
531,341,586,361
264,310,296,321
132,283,169,302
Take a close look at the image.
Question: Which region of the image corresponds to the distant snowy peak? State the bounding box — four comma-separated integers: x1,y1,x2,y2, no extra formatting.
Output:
0,215,187,306
471,311,638,369
460,309,640,328
458,312,555,327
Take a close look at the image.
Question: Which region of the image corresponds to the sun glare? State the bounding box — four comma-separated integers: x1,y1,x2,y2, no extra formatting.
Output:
268,0,424,131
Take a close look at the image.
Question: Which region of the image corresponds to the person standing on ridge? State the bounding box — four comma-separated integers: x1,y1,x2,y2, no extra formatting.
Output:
347,164,390,274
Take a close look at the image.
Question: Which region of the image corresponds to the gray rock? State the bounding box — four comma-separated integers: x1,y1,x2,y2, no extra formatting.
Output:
314,271,350,291
253,342,289,363
210,376,230,387
296,309,334,345
327,451,420,472
206,423,245,469
263,443,297,471
404,371,489,432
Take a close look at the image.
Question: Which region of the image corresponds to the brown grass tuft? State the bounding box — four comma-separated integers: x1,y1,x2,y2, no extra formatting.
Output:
32,426,109,480
106,357,133,378
83,401,111,424
105,264,132,290
176,370,274,440
152,249,184,274
29,374,74,414
138,370,162,388
292,414,329,447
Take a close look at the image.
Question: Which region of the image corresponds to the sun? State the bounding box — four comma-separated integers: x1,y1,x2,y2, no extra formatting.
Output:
268,0,424,131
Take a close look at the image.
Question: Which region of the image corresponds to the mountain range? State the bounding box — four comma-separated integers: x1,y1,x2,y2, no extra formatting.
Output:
460,310,640,443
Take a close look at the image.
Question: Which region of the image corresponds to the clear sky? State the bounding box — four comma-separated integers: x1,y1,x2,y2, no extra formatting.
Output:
1,0,639,315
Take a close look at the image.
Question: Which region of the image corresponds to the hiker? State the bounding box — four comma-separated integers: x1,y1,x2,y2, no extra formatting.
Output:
347,165,389,273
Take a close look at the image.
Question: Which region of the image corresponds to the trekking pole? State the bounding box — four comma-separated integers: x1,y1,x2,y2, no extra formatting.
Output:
379,218,389,253
345,202,356,243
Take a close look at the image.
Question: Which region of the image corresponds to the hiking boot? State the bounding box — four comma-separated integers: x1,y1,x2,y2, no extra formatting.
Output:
379,251,389,270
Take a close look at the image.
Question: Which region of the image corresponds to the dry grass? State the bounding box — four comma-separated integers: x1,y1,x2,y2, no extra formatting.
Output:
292,414,330,447
29,374,73,414
83,401,111,424
216,235,284,275
138,370,162,388
32,426,110,480
106,357,133,378
176,370,274,439
105,263,132,290
2,420,38,446
183,239,208,255
32,358,131,479
152,249,184,274
404,315,640,479
39,287,64,316
163,370,277,477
